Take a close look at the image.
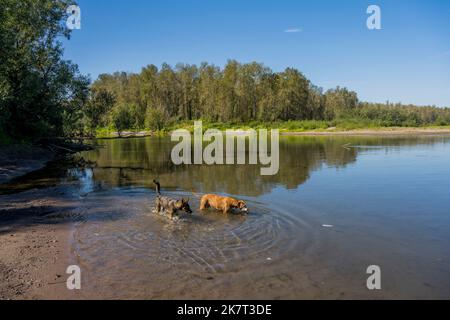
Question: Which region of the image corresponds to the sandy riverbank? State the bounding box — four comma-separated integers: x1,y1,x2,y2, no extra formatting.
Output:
95,127,450,139
0,144,89,300
0,187,84,300
280,127,450,136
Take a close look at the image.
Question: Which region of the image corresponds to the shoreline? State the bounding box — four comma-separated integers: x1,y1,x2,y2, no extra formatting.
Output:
280,128,450,136
0,143,91,299
94,127,450,139
0,141,94,185
0,145,55,185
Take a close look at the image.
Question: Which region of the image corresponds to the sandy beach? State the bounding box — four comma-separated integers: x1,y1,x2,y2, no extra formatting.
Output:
0,187,82,300
0,145,83,300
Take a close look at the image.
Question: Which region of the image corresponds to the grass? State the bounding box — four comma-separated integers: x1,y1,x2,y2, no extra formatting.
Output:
3,120,450,142
92,119,450,138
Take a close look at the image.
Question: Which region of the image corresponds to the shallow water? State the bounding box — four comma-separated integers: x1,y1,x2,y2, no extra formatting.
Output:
3,135,450,299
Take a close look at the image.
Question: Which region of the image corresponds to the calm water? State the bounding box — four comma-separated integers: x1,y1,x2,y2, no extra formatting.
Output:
4,135,450,299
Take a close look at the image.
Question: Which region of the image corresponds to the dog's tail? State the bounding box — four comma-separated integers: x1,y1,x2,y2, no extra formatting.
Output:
153,180,161,195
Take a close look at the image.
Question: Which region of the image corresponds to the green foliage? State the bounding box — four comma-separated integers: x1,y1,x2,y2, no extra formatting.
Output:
324,87,359,120
145,106,170,131
112,105,134,135
89,60,450,134
0,0,89,140
84,89,116,134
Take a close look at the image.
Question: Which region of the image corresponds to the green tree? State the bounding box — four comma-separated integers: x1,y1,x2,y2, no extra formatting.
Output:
84,89,116,135
0,0,89,140
198,63,221,121
276,68,309,120
219,60,240,121
145,105,169,131
324,87,359,120
112,105,133,136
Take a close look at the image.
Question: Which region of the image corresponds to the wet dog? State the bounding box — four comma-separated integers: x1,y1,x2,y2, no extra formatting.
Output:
153,180,193,219
200,194,248,215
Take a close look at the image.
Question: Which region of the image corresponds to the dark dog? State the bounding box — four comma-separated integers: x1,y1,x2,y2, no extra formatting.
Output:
153,180,193,219
200,194,248,215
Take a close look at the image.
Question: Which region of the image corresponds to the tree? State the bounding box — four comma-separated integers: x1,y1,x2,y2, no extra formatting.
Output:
84,89,116,135
157,64,180,118
276,68,309,120
145,105,169,131
198,63,220,121
307,84,325,120
0,0,89,140
112,105,133,136
324,87,359,120
219,60,240,121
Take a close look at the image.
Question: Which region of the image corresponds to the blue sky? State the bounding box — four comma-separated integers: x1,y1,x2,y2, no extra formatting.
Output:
64,0,450,107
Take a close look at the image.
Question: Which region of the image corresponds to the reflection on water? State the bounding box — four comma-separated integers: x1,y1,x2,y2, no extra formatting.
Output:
3,135,450,299
81,136,450,196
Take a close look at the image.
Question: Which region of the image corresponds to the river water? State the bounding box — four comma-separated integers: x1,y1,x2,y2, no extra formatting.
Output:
3,135,450,299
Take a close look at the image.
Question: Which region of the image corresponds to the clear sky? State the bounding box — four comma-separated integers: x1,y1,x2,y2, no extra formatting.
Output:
63,0,450,107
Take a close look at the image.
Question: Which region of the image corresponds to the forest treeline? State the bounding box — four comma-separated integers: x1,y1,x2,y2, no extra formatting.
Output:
88,63,450,134
1,0,450,143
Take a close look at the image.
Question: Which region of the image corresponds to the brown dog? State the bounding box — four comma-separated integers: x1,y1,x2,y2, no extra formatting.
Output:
200,194,248,215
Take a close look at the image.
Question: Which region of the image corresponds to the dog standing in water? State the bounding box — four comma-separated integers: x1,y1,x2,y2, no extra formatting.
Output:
200,194,249,215
153,180,193,219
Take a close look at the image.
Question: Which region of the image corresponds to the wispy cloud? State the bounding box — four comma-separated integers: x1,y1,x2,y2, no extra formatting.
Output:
284,28,302,33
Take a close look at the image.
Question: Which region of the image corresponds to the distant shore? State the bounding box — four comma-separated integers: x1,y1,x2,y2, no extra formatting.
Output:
280,127,450,136
95,126,450,139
